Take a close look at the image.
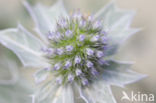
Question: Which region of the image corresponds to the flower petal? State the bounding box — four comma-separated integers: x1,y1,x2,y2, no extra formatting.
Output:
33,68,50,84
82,82,116,103
105,28,140,56
0,55,18,85
0,48,34,103
24,0,68,42
0,79,33,103
101,60,147,87
62,85,74,103
0,47,19,85
77,84,90,103
94,1,115,21
35,80,58,102
0,24,47,67
95,2,134,30
95,2,138,56
51,85,74,103
34,82,74,103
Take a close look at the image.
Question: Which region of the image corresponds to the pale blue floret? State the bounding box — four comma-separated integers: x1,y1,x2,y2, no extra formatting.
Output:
86,48,94,56
86,61,94,68
65,60,72,69
47,32,55,40
79,34,85,41
57,48,64,55
74,56,81,64
91,35,100,42
41,47,54,55
79,20,86,27
96,51,104,58
65,30,73,37
53,63,61,70
72,10,82,20
93,20,102,29
98,58,106,65
91,68,99,76
82,78,89,86
75,68,82,76
66,45,73,52
55,32,62,40
58,18,67,28
47,48,54,55
68,74,74,82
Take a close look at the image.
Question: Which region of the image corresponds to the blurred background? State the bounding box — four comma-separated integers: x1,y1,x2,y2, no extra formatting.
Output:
0,0,155,103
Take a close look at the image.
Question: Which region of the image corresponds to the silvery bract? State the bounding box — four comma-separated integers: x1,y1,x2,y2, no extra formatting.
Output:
0,46,33,103
0,0,146,103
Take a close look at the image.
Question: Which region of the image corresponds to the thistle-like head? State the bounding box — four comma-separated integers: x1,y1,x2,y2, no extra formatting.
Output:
43,10,109,86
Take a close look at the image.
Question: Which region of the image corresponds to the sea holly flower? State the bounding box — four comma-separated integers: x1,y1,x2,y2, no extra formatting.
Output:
0,0,147,103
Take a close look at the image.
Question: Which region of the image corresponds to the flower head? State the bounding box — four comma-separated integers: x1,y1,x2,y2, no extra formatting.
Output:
0,1,146,103
43,10,110,86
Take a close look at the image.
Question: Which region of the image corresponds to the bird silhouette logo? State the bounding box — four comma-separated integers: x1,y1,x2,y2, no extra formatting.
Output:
121,91,130,101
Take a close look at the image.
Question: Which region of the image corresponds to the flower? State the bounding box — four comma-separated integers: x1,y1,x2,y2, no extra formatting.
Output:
0,0,146,103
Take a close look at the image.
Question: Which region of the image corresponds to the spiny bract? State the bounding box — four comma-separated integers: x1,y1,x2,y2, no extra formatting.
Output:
42,10,109,86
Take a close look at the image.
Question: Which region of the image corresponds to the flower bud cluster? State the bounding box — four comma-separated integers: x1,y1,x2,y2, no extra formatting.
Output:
42,11,108,86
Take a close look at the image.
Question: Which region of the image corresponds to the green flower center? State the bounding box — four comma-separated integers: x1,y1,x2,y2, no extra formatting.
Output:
43,11,108,86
